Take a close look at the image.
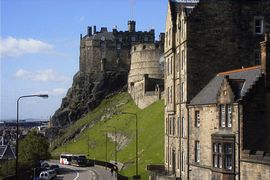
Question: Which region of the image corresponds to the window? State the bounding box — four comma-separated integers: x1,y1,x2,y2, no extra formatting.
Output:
213,143,222,168
181,151,185,172
172,117,175,135
195,110,200,127
254,51,261,65
170,86,173,104
178,117,180,136
166,118,168,135
195,141,200,163
181,82,184,102
144,36,149,42
170,56,173,74
181,49,185,70
212,141,234,171
181,117,185,137
131,36,136,42
220,104,232,128
255,17,264,34
224,143,233,170
167,87,169,104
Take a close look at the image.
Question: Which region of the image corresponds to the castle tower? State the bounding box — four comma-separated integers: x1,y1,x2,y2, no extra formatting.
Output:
128,20,136,32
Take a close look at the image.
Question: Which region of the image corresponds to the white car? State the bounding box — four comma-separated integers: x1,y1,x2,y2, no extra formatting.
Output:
39,169,56,180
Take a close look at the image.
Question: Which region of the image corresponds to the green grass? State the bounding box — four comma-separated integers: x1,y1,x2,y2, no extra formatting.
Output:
52,92,164,179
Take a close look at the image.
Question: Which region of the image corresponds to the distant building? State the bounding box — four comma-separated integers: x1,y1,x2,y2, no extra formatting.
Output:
0,145,16,161
148,0,270,179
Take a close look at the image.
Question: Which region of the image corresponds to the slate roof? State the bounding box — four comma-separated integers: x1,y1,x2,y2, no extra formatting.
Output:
190,66,262,105
0,145,16,160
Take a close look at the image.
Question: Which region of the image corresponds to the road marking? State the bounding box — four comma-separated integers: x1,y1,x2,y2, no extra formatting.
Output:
72,168,80,180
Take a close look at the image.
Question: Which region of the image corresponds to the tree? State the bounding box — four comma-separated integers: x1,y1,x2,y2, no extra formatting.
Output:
19,130,51,166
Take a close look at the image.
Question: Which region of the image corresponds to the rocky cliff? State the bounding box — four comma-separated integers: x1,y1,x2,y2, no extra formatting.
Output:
51,70,128,127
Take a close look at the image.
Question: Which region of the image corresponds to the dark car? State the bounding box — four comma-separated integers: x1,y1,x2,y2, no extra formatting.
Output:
50,164,60,174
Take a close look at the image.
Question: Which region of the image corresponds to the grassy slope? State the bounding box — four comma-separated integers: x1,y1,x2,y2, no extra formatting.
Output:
52,92,164,179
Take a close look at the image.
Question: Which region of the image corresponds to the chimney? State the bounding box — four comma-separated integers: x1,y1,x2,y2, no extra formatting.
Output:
87,26,92,36
128,20,136,32
260,34,270,91
93,26,97,34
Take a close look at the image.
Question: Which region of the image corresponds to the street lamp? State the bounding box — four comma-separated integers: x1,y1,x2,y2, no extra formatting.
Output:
16,94,48,179
107,126,117,165
121,112,140,179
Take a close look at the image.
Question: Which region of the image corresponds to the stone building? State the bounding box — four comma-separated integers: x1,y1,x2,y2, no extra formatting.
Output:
187,34,270,180
148,0,270,179
128,42,164,109
79,21,157,74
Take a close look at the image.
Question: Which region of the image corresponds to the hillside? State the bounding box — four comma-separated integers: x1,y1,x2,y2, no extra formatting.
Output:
51,92,164,178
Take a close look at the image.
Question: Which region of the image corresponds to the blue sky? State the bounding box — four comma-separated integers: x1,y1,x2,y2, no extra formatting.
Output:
0,0,167,120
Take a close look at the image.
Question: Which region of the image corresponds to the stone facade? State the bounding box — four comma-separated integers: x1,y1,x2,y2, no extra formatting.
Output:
79,21,157,74
128,43,164,109
148,0,270,179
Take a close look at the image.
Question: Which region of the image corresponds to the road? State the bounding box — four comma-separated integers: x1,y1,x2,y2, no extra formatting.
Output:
52,163,117,180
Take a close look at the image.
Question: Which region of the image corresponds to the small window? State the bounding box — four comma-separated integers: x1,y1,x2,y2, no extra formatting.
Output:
195,110,200,127
255,18,264,34
195,141,200,163
220,104,233,128
254,51,261,65
144,36,149,42
220,105,226,127
181,117,185,137
131,36,136,42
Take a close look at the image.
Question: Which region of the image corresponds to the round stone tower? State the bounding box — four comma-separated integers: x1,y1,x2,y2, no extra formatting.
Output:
128,43,163,84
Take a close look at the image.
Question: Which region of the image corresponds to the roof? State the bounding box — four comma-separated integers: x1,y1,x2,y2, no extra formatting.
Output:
169,0,198,23
0,145,16,160
190,66,262,105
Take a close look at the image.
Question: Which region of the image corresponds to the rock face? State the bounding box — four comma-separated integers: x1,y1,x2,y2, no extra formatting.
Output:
52,70,128,127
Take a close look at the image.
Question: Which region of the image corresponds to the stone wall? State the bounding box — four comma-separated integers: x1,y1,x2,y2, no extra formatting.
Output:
187,0,270,101
241,150,270,180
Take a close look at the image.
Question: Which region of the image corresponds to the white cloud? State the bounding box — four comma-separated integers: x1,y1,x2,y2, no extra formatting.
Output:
15,69,69,82
34,88,67,97
0,36,53,57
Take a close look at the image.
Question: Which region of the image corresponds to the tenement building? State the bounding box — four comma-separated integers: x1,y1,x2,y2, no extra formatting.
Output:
148,0,270,179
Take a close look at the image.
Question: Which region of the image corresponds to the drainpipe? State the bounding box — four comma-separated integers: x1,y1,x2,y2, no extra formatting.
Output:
187,104,190,180
237,102,241,180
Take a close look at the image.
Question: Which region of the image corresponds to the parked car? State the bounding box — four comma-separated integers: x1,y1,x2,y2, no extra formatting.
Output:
50,164,60,174
41,162,50,169
39,170,56,180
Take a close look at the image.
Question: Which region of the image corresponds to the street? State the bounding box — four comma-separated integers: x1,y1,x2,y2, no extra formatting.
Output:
52,163,117,180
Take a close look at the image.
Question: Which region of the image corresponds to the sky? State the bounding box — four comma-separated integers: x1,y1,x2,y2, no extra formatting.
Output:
0,0,167,120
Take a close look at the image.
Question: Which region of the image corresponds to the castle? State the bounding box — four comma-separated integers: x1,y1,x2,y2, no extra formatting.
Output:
148,0,270,179
79,21,165,109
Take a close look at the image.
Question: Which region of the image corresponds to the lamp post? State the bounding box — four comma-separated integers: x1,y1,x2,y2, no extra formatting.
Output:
121,112,140,179
16,94,48,179
107,126,117,165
